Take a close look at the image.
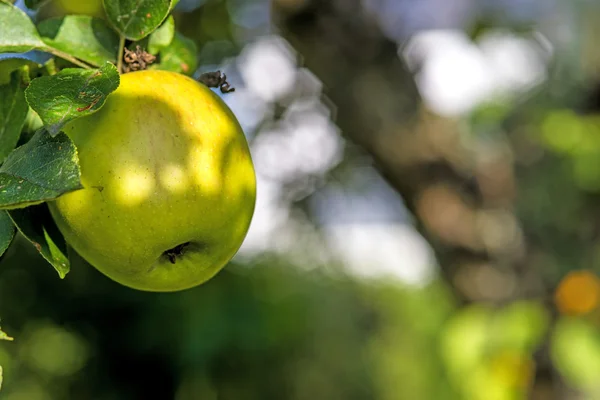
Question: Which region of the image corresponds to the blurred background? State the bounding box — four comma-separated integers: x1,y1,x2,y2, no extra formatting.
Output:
3,0,600,398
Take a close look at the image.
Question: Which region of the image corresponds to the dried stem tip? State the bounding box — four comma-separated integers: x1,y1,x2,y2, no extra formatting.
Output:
122,46,156,73
198,71,235,93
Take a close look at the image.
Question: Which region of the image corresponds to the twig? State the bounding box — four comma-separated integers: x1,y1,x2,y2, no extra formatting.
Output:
45,48,93,69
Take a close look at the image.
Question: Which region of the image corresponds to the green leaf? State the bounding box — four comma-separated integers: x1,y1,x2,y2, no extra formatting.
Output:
0,212,16,257
0,57,41,86
0,1,47,53
38,16,120,66
0,72,28,162
148,15,174,54
103,0,172,41
8,203,70,278
151,32,197,75
0,129,83,209
25,62,120,136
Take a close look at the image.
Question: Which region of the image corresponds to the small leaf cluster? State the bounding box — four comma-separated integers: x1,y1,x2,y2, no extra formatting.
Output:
0,0,197,277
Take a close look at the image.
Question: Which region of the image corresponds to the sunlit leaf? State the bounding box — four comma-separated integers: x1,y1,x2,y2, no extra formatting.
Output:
0,1,46,52
9,203,70,278
25,62,120,136
38,16,120,66
148,15,174,54
0,129,82,209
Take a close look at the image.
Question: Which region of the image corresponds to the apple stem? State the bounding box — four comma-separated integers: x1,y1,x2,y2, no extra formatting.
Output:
116,35,126,74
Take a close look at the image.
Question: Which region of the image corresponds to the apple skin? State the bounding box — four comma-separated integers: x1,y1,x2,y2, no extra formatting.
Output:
37,0,105,19
48,70,256,292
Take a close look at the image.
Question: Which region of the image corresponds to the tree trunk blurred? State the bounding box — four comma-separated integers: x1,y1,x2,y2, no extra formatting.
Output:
273,0,559,397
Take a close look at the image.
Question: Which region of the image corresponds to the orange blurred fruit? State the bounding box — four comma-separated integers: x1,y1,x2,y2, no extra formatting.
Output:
554,270,600,316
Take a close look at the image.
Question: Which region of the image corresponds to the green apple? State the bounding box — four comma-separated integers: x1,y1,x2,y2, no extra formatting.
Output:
48,70,256,292
37,0,105,19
